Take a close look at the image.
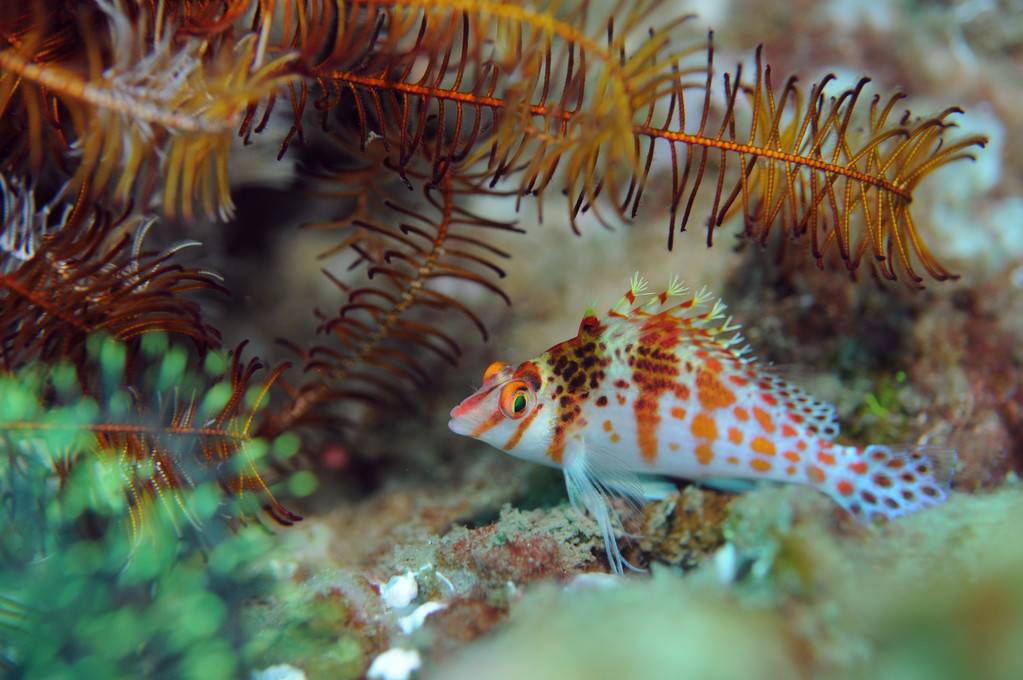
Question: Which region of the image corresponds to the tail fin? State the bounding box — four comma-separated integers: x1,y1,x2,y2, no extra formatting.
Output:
831,445,956,523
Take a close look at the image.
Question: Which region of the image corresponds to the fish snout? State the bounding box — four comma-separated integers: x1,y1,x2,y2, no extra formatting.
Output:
448,404,473,436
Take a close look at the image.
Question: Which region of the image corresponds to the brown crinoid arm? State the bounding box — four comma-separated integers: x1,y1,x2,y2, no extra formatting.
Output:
0,205,226,372
272,160,521,432
0,338,298,549
295,0,984,283
0,0,295,222
644,46,988,283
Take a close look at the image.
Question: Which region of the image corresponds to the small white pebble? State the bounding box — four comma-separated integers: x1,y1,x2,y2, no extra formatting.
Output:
398,601,448,634
565,572,622,591
714,543,737,583
381,571,418,610
366,648,422,680
251,663,307,680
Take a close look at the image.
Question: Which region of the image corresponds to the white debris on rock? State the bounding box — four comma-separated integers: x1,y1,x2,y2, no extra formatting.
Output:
398,601,448,634
251,663,307,680
366,648,422,680
380,571,419,610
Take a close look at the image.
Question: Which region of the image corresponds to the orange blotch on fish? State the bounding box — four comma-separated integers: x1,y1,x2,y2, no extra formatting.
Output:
609,432,620,443
695,443,714,465
696,368,737,410
783,450,801,462
807,465,826,484
728,375,748,387
785,465,797,476
836,479,855,496
751,437,776,457
728,427,744,445
761,393,777,406
817,451,836,465
750,459,772,473
848,461,868,475
603,420,614,432
752,406,776,434
671,407,687,420
690,413,718,441
668,442,680,451
704,357,722,373
788,413,804,424
796,440,808,451
675,384,691,400
727,455,740,465
781,424,797,438
733,406,749,421
616,394,627,406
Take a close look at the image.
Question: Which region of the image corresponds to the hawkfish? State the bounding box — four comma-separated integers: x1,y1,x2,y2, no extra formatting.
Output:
448,274,954,574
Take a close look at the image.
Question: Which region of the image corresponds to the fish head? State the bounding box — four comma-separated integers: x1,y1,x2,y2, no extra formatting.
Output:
448,360,555,464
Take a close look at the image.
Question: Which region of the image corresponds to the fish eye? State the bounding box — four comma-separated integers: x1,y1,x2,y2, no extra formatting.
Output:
483,361,509,384
499,381,533,419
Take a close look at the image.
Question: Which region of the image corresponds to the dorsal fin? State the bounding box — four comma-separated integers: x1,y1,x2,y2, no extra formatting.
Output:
594,273,753,362
755,370,840,440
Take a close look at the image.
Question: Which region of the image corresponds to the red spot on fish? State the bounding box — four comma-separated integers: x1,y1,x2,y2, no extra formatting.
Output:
817,451,836,465
836,479,855,496
690,413,718,441
781,424,797,438
751,437,776,456
634,394,660,462
752,406,776,433
696,368,737,410
616,394,627,406
695,443,714,464
733,406,749,421
728,375,748,387
872,473,893,488
807,465,826,484
704,357,722,373
848,461,868,475
783,450,801,462
671,407,687,420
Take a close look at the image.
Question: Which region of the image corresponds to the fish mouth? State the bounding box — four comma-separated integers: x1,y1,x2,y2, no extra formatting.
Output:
448,406,472,436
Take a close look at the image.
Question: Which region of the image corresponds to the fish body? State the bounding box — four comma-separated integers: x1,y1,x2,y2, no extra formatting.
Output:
448,275,953,574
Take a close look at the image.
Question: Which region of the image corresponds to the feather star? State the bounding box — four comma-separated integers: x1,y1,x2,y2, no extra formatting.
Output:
448,274,954,574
